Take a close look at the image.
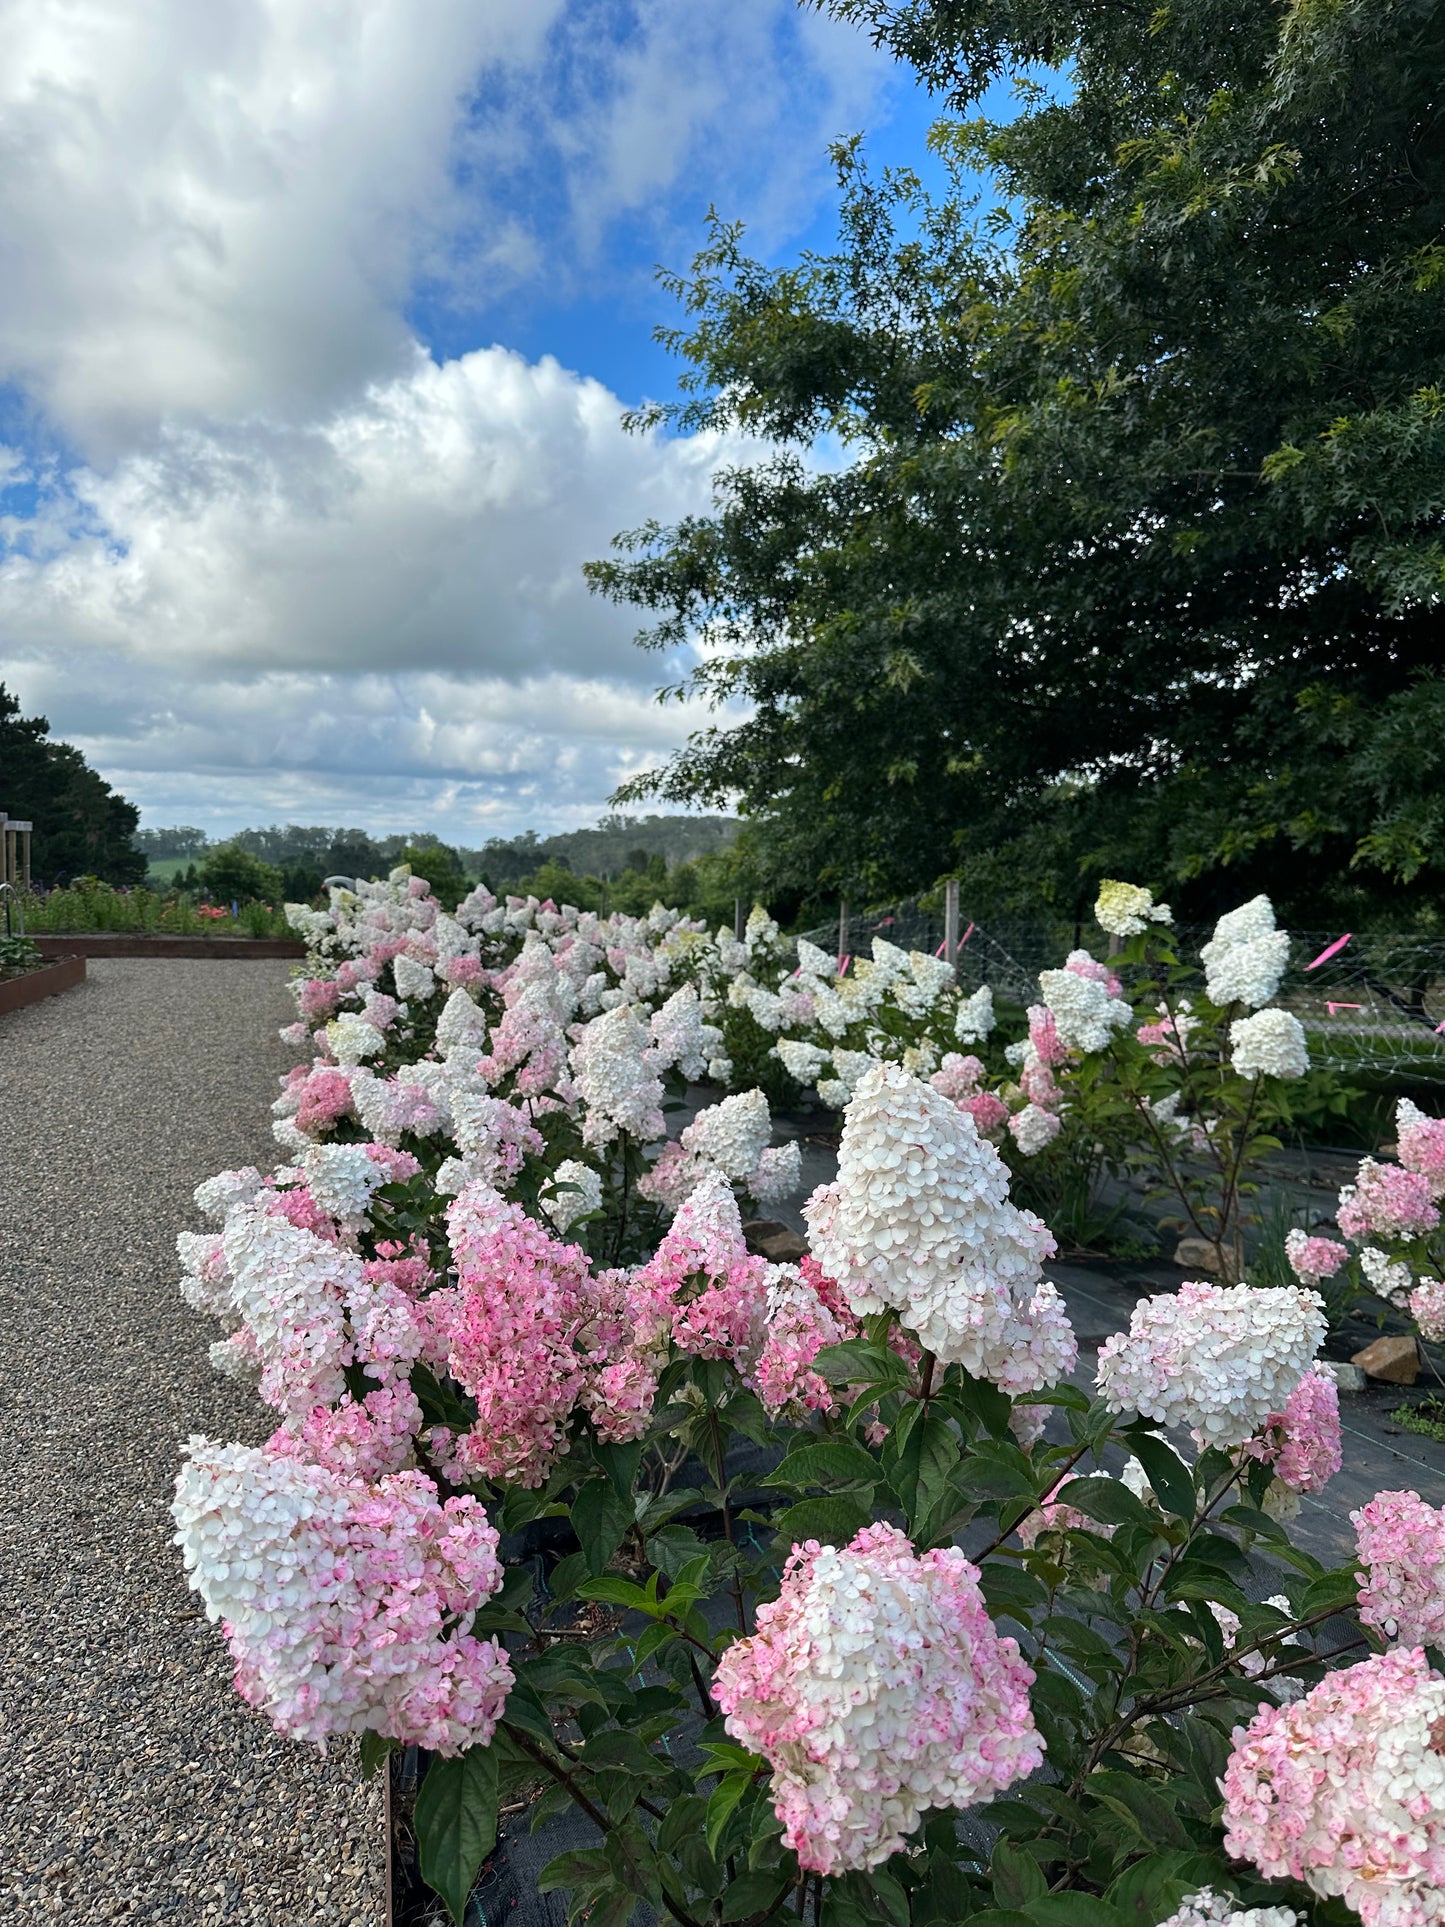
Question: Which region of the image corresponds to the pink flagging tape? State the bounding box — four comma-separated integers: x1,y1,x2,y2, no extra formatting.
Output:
960,922,976,948
1306,933,1352,971
1326,1002,1362,1015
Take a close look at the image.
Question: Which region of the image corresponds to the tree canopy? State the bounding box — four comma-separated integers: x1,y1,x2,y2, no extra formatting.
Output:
0,684,145,886
587,0,1445,925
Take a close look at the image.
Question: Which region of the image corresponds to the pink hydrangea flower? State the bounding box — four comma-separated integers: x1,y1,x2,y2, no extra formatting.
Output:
753,1257,862,1418
1221,1646,1445,1926
715,1523,1040,1875
293,1066,355,1135
1267,1366,1342,1495
1409,1278,1445,1344
1338,1159,1440,1241
1025,1004,1068,1068
929,1054,985,1102
1398,1099,1445,1198
962,1090,1010,1136
173,1440,512,1754
265,1384,423,1482
445,1183,595,1487
296,977,341,1024
1283,1228,1349,1287
1353,1489,1445,1648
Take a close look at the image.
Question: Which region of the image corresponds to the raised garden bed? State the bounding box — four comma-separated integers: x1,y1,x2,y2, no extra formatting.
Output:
0,953,85,1016
33,934,305,960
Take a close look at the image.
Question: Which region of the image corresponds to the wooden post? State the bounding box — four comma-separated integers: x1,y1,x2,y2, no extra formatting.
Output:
733,897,745,942
838,899,849,970
0,814,8,888
20,826,29,891
944,877,959,964
3,822,14,892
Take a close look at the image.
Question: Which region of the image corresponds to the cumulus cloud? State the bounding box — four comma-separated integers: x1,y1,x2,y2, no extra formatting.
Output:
0,0,897,836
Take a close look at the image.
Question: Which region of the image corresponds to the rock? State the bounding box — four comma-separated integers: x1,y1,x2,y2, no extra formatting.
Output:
1173,1237,1224,1274
1351,1334,1422,1384
742,1219,808,1264
1315,1359,1367,1393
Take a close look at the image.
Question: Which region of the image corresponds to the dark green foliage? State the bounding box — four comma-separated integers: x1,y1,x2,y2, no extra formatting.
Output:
0,683,145,886
587,0,1445,921
198,842,285,905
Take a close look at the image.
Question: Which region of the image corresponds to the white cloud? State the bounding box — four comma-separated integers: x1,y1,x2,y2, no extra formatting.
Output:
0,0,566,453
0,0,894,836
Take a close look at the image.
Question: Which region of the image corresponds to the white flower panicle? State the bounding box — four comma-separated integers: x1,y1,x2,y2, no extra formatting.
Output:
1229,1008,1309,1080
954,984,995,1043
542,1160,603,1235
1095,880,1172,938
803,1064,1075,1391
1038,967,1131,1053
1201,896,1291,1008
1097,1281,1325,1447
681,1090,773,1181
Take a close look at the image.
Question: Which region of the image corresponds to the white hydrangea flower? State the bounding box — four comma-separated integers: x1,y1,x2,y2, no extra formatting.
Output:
435,986,488,1053
748,1140,802,1204
220,1202,367,1412
1201,896,1291,1008
1229,1008,1309,1080
570,1003,665,1147
1038,968,1131,1053
1094,879,1171,937
1097,1281,1325,1447
803,1065,1075,1391
648,985,717,1081
1359,1245,1413,1305
325,1013,386,1066
272,1116,312,1157
682,1089,773,1181
954,984,995,1043
816,1079,850,1109
829,1047,877,1095
743,986,785,1032
776,1038,829,1084
541,1160,603,1235
1156,1888,1298,1927
302,1143,387,1223
794,938,835,979
1009,1103,1062,1156
194,1167,265,1222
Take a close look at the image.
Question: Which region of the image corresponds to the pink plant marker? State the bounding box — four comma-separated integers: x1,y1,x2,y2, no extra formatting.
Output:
1326,1002,1362,1015
1306,932,1352,970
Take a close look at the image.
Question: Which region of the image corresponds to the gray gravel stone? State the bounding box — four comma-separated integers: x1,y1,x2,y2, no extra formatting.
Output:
0,960,384,1925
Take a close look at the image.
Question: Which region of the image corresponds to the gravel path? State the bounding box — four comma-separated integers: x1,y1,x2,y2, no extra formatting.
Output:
0,960,384,1925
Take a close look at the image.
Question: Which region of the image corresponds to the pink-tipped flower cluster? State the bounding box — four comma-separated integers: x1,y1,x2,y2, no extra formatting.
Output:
713,1522,1041,1874
1097,1281,1324,1448
1353,1488,1445,1648
1338,1159,1440,1242
1221,1646,1445,1927
1398,1098,1445,1199
173,1438,512,1754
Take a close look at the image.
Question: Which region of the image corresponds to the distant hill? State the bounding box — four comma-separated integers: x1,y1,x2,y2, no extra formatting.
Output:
134,813,740,887
463,814,739,886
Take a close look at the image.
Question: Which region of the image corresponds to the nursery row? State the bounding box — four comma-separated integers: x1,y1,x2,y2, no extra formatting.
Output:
169,869,1445,1926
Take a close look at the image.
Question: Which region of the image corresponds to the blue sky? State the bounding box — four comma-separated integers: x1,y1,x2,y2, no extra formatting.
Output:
0,1,992,849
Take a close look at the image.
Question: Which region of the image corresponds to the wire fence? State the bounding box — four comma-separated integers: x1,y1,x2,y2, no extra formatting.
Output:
793,901,1445,1083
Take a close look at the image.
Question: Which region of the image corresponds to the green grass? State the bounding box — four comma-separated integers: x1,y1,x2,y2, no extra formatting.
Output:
144,856,193,884
1391,1398,1445,1445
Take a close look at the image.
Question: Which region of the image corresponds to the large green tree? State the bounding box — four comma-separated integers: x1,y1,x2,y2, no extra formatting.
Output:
0,684,145,886
587,0,1445,925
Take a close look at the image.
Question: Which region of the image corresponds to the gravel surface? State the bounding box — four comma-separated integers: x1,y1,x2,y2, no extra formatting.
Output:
0,960,384,1925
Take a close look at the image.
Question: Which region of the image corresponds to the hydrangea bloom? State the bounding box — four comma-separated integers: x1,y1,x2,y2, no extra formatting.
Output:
1353,1489,1445,1647
1360,1245,1415,1305
803,1065,1075,1392
1009,1102,1063,1156
1156,1893,1297,1927
1095,879,1171,937
1338,1159,1440,1240
1097,1281,1325,1448
1201,896,1291,1008
1221,1646,1445,1927
713,1523,1040,1875
219,1201,365,1413
954,984,995,1043
1038,965,1131,1053
1229,1009,1309,1080
570,1003,665,1147
444,1183,595,1486
1283,1228,1348,1286
1267,1366,1341,1494
753,1258,860,1418
193,1166,266,1222
681,1089,772,1181
173,1438,511,1753
542,1159,603,1235
265,1384,422,1483
776,1038,829,1086
1397,1098,1445,1198
324,1012,386,1065
748,1140,803,1204
1409,1278,1445,1343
